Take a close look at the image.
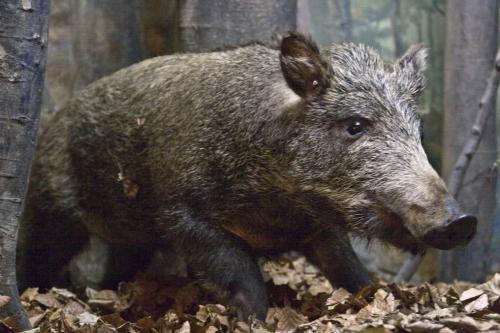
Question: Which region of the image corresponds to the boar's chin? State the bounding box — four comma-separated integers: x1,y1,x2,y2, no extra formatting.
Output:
379,224,425,254
376,212,426,254
353,209,426,254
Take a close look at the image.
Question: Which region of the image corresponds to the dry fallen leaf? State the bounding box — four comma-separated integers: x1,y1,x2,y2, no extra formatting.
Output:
405,320,444,332
477,273,500,302
0,295,10,308
20,288,39,302
34,292,62,308
442,315,499,332
176,320,191,333
51,287,77,299
268,306,308,333
28,311,46,327
460,287,484,303
77,311,99,326
464,293,489,313
10,255,500,333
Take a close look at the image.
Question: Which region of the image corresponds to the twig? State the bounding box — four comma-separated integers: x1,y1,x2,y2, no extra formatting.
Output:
390,0,403,57
447,50,500,196
394,47,500,283
432,0,446,16
393,253,424,283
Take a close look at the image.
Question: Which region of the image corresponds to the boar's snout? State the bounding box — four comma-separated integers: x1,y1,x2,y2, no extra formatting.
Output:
422,214,477,250
393,158,478,251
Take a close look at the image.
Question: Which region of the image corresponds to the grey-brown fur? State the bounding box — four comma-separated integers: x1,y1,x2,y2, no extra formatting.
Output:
19,33,474,320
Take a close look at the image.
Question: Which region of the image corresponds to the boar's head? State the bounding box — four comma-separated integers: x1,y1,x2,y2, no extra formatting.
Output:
278,33,476,253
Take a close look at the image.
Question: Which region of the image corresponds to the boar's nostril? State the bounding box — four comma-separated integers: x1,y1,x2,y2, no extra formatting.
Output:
422,214,477,250
450,215,477,238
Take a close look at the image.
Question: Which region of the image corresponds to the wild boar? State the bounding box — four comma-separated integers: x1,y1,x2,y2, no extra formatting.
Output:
19,32,477,320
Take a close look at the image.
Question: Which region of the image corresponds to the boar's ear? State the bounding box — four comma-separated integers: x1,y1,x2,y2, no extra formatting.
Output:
280,32,330,99
395,44,428,97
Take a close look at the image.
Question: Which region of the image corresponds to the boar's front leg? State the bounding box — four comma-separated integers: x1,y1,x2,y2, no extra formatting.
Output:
164,207,268,320
302,229,372,293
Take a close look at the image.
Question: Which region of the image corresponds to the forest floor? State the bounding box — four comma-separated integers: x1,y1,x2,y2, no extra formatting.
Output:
3,254,500,333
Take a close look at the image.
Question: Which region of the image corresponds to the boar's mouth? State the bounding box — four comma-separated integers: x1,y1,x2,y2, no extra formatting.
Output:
371,209,427,255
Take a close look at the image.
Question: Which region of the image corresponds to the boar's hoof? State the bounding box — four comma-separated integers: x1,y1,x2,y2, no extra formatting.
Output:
230,290,268,322
422,215,477,250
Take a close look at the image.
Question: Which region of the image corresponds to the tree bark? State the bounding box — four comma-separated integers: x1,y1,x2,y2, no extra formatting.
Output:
297,0,311,34
46,0,146,110
308,0,341,46
45,0,155,290
440,0,498,282
341,0,352,42
141,0,179,56
0,0,50,330
390,0,403,57
177,0,297,52
70,0,145,91
332,0,352,43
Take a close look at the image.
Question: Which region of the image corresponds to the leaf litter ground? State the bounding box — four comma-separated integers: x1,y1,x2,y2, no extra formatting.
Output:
3,254,500,333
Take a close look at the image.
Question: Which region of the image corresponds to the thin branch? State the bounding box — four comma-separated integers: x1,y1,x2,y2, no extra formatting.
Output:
394,47,500,283
0,157,20,162
447,49,500,196
393,253,424,283
0,173,18,179
0,197,22,204
0,115,33,125
432,0,446,16
0,33,41,42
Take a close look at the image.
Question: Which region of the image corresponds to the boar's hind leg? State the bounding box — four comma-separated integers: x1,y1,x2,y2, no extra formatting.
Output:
68,236,155,290
302,230,372,293
165,207,268,321
17,205,89,291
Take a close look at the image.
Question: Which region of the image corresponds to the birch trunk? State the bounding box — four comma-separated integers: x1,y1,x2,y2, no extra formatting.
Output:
0,0,50,329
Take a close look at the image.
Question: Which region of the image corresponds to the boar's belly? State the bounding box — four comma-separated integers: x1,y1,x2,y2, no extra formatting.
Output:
221,215,308,253
81,212,158,246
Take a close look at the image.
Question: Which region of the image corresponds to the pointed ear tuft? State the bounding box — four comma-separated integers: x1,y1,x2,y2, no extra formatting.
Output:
395,44,428,97
280,32,330,99
397,44,428,73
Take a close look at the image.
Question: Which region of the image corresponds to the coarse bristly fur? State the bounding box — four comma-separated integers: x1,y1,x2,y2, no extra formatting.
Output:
19,32,462,320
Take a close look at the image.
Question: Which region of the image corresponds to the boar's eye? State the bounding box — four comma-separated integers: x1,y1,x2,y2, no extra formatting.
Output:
346,119,366,137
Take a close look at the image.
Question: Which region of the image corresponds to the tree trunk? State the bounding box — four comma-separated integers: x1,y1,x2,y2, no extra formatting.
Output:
308,0,340,46
390,0,403,57
0,0,50,330
70,0,145,91
341,0,352,42
297,0,311,34
46,0,146,110
177,0,297,52
332,0,352,43
141,0,179,56
423,6,445,169
440,0,498,282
